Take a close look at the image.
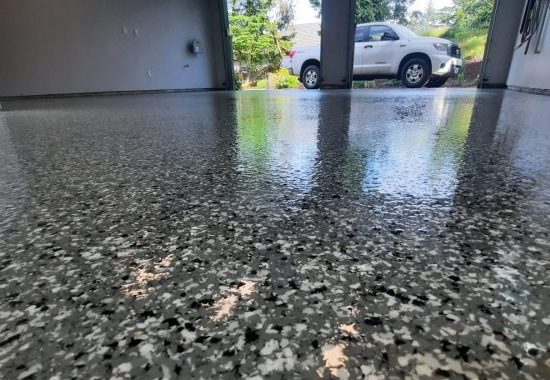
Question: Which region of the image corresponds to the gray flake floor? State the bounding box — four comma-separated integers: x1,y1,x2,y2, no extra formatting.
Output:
1,89,550,379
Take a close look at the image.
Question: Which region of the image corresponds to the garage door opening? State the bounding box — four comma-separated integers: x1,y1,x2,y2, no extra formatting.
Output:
349,0,494,90
228,0,305,90
230,1,495,91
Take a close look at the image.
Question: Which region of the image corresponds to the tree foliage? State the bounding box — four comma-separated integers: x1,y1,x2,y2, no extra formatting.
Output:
308,0,412,24
409,0,493,31
451,0,493,30
229,0,293,82
273,0,295,30
231,0,271,15
407,0,454,30
390,0,413,24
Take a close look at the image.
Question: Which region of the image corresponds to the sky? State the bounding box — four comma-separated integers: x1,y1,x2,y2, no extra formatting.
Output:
293,0,454,24
293,0,320,24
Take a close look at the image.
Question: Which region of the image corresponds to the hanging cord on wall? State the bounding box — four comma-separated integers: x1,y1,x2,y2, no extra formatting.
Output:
515,0,550,54
535,0,549,53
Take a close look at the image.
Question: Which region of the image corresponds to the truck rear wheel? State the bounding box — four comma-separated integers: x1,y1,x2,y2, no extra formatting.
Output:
302,65,320,89
400,58,430,88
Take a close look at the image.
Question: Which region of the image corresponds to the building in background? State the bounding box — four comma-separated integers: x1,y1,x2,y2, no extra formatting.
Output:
284,22,321,47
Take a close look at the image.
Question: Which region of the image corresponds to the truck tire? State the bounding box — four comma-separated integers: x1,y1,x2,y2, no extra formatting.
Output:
400,58,430,88
302,65,320,89
426,77,448,88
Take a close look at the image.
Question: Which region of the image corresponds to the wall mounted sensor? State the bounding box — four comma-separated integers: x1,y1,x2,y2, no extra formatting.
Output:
189,39,203,55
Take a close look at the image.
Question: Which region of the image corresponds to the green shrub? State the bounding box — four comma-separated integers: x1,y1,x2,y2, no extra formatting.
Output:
234,72,243,90
419,28,448,38
245,69,300,90
383,79,401,88
274,69,300,89
364,80,377,88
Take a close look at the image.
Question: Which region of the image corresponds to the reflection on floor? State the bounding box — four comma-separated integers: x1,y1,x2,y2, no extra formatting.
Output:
1,89,550,379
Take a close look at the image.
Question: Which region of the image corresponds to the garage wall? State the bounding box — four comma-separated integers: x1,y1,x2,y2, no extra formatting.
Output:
0,0,229,97
507,3,550,92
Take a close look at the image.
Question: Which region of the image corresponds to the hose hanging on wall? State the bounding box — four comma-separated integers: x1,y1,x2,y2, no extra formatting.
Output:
535,0,549,52
516,0,550,54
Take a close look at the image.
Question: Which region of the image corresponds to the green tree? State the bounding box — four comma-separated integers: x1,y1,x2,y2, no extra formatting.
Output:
451,0,493,30
308,0,412,24
229,0,293,83
273,0,295,30
231,0,271,15
435,6,455,26
408,10,424,30
391,0,413,24
422,0,439,27
355,0,391,23
408,2,454,30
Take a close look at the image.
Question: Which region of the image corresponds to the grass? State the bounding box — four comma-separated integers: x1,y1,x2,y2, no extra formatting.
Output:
419,27,449,38
417,27,487,61
457,34,487,60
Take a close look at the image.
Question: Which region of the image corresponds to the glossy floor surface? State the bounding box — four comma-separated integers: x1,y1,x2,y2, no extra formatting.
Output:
1,89,550,379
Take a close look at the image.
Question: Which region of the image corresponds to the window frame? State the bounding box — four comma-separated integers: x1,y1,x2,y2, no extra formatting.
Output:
366,25,400,42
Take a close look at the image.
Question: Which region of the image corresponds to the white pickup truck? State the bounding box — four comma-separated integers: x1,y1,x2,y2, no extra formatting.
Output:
283,22,463,89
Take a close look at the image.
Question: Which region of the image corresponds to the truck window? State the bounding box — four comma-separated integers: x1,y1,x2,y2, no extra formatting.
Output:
355,27,368,43
368,26,399,41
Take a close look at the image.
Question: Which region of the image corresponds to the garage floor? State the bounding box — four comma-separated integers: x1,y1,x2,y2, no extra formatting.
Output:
1,89,549,379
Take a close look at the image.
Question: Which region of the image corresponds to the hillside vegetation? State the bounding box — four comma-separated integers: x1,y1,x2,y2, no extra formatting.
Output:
418,27,487,61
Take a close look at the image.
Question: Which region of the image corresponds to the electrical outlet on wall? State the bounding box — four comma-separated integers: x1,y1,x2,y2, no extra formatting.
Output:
134,28,139,37
147,70,152,79
122,26,128,35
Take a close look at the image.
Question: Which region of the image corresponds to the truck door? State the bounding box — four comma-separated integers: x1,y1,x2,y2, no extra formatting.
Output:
354,26,369,75
363,25,401,75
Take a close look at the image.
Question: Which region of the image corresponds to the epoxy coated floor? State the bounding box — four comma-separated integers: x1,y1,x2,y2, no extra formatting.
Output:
1,89,550,379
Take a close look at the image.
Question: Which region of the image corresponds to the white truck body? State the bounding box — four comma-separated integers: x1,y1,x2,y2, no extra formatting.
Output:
283,22,463,88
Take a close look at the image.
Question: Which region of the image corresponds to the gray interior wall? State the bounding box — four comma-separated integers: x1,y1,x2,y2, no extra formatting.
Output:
320,0,356,89
0,0,229,97
479,0,526,88
507,2,550,91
